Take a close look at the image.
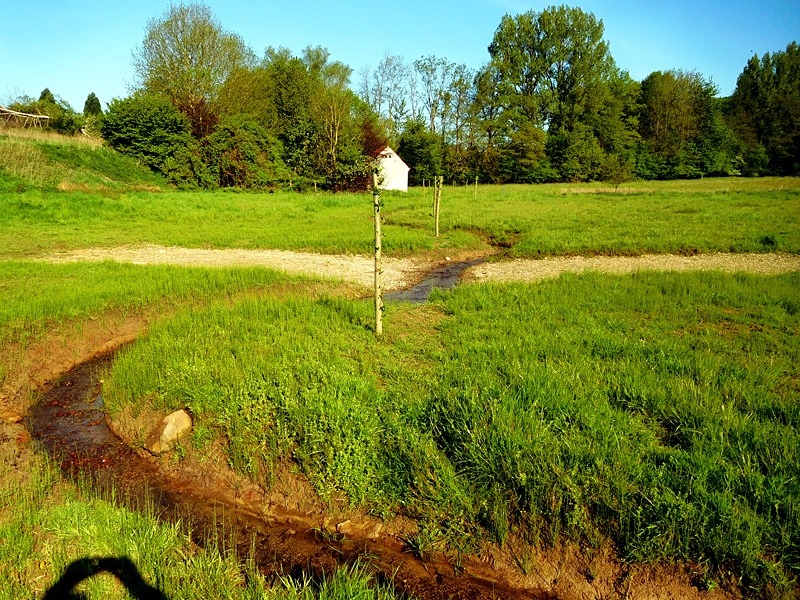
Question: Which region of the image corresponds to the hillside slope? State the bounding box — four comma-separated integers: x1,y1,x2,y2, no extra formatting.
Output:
0,128,166,192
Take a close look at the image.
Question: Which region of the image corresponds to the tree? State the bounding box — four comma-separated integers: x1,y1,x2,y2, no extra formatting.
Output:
202,114,288,188
83,93,102,116
131,3,253,136
729,42,800,175
396,121,442,186
11,90,82,135
488,5,623,180
361,53,410,141
488,6,614,131
637,70,736,178
101,94,210,188
413,56,453,134
39,89,56,104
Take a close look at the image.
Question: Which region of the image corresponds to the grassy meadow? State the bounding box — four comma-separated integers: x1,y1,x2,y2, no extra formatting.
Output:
0,128,798,258
102,270,800,597
0,181,797,258
1,131,799,598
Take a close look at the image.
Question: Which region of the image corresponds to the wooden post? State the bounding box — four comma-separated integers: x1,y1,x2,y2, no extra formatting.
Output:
434,175,442,238
372,172,383,337
474,175,478,200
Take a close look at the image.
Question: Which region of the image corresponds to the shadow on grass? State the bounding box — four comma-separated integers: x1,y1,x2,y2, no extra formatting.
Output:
42,556,168,600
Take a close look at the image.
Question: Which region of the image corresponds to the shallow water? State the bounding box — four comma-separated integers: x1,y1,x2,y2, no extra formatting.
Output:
384,259,484,303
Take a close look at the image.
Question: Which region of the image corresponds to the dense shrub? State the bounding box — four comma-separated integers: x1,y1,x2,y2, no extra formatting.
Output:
397,121,442,186
202,115,289,188
101,95,210,188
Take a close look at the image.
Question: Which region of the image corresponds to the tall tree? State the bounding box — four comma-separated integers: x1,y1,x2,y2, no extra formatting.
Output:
131,3,253,136
39,88,56,105
488,5,622,180
413,56,452,134
83,92,102,116
489,5,614,132
397,120,442,186
449,64,474,149
729,42,800,175
636,69,736,178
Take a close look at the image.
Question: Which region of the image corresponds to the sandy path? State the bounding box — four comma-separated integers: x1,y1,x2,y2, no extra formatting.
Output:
38,245,800,288
465,251,800,283
38,245,439,291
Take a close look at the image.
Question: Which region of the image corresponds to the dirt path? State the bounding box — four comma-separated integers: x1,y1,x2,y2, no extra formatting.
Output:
37,245,800,288
465,251,800,282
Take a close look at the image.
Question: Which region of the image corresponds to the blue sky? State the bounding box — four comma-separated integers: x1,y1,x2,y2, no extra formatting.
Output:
1,0,798,112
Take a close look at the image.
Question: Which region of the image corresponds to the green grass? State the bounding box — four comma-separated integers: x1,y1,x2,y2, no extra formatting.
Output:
0,189,463,257
0,129,166,192
389,182,800,256
1,180,797,259
103,270,800,597
0,452,402,600
0,260,327,354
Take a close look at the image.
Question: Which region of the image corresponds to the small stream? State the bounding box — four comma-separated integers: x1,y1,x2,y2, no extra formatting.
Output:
28,259,552,600
385,258,484,304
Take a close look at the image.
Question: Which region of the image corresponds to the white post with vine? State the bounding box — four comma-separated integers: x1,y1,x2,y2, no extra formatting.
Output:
372,171,383,337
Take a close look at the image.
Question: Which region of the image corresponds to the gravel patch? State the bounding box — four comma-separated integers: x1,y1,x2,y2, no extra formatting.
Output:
465,252,800,283
38,245,800,289
39,244,438,291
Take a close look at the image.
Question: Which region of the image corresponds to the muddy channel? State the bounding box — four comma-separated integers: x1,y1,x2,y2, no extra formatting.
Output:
28,260,555,600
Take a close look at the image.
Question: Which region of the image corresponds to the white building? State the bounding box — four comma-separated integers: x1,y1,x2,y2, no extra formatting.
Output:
374,146,410,192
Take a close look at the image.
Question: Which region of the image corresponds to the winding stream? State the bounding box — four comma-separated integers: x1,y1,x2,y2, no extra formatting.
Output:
28,260,553,600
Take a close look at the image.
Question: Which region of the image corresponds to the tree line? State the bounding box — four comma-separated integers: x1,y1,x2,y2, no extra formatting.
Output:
6,4,798,189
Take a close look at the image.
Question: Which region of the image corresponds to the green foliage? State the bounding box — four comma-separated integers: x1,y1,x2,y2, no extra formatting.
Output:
602,153,633,189
101,95,209,188
131,2,253,136
635,70,739,179
486,6,638,181
83,92,102,116
202,114,288,188
397,121,442,185
10,92,83,136
38,88,56,104
729,42,800,176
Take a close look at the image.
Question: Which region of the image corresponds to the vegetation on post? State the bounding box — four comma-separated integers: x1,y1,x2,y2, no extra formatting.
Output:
372,171,383,337
434,175,442,237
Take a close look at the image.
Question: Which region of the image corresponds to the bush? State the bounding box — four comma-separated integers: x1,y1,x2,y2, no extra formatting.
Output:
101,95,209,188
202,115,289,189
9,95,83,136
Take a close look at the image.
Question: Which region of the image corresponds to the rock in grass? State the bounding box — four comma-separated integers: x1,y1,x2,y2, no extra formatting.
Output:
144,410,192,456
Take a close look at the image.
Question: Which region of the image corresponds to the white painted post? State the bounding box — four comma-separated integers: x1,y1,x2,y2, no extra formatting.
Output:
372,172,383,337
